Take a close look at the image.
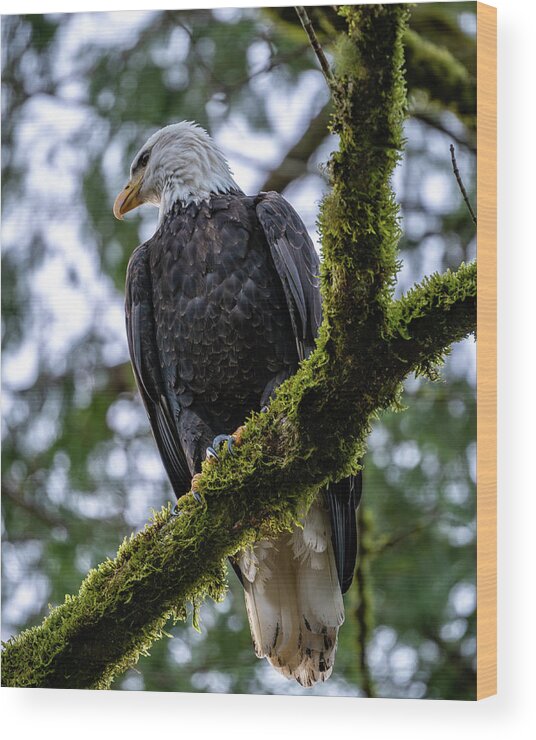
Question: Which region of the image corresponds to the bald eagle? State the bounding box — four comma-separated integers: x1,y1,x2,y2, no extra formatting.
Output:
113,122,361,687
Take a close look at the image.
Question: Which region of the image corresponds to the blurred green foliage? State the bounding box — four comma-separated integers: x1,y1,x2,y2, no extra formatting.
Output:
2,3,476,698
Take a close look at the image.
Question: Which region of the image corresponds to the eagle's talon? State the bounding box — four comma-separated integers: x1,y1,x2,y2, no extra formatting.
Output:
206,446,219,463
207,434,235,460
171,503,183,518
171,488,203,518
205,429,245,464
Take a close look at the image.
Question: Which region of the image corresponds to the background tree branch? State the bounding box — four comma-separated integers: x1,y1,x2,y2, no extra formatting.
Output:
1,4,476,690
403,27,476,131
260,102,331,193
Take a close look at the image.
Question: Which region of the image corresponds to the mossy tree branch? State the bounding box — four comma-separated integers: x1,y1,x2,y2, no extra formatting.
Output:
1,5,476,690
388,261,477,376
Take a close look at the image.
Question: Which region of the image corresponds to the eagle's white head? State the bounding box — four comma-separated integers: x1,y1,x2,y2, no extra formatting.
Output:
113,121,239,221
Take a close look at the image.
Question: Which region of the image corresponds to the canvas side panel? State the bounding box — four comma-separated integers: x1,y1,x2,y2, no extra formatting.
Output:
476,0,497,702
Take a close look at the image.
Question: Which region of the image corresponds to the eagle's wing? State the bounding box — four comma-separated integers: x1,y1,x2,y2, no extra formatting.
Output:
255,191,322,361
125,242,191,497
255,191,360,595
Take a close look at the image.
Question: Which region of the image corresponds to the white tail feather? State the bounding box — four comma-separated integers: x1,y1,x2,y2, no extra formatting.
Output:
239,497,344,687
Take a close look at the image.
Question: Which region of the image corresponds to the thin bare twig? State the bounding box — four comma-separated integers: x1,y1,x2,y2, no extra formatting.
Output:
450,144,477,224
369,509,439,555
232,43,311,91
3,480,65,529
295,6,334,85
411,109,476,154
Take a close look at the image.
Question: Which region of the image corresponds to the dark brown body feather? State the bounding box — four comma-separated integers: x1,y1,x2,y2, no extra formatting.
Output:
125,190,360,593
150,194,297,436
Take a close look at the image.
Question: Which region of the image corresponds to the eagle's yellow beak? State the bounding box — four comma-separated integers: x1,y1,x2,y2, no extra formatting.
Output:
113,172,144,220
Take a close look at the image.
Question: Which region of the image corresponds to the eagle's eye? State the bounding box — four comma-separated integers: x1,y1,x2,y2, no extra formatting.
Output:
138,151,150,168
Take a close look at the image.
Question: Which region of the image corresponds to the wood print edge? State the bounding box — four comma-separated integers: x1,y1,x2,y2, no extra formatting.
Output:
476,0,497,701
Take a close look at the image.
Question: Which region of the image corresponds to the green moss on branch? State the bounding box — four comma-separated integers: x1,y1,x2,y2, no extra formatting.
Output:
321,3,408,343
388,261,477,376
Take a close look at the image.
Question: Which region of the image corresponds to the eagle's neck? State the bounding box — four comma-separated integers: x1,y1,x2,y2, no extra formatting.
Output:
159,181,240,221
157,148,240,221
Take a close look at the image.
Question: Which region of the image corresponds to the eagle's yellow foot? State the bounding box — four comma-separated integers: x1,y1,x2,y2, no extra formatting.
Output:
190,473,203,503
232,425,246,447
171,476,203,516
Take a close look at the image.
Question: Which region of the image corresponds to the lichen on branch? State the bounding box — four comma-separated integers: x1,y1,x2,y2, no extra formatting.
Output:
1,4,476,690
